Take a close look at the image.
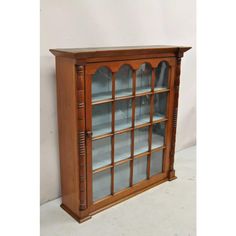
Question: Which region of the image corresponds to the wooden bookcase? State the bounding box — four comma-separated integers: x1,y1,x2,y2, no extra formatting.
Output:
50,45,191,223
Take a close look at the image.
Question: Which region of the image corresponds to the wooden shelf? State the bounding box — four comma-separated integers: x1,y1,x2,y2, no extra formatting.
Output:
135,115,150,126
152,134,164,149
93,124,112,137
136,87,151,94
92,92,111,102
92,116,166,139
93,159,111,171
116,89,132,98
154,87,169,93
115,118,132,131
153,114,165,121
92,89,170,105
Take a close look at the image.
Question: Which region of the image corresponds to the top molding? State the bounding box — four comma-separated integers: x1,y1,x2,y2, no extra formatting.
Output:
49,45,191,60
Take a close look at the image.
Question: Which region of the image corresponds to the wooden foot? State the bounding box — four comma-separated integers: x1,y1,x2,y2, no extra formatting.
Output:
60,204,91,223
168,170,177,181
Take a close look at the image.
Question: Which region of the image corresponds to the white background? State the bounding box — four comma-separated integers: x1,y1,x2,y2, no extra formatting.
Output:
1,0,236,235
40,0,196,204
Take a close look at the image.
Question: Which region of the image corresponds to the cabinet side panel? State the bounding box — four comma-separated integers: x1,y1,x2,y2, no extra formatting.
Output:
55,57,79,214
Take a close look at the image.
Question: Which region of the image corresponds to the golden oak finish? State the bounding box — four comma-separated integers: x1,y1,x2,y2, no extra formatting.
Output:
50,45,191,223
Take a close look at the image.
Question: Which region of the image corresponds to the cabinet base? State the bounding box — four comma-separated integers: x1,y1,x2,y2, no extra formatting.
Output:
168,170,177,181
61,174,177,223
91,176,169,216
60,204,91,223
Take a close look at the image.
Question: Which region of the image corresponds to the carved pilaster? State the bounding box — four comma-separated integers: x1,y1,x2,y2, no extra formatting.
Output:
169,50,183,180
76,65,87,210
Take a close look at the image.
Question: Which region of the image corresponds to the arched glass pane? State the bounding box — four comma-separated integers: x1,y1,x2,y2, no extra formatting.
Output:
136,63,152,94
115,65,132,97
92,67,112,102
155,62,169,90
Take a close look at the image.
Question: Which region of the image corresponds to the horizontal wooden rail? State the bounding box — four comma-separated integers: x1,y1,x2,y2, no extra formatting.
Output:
92,119,168,140
91,89,170,105
92,146,166,174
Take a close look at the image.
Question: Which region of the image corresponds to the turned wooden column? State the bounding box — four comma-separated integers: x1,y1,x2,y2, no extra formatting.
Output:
169,49,183,180
76,65,87,210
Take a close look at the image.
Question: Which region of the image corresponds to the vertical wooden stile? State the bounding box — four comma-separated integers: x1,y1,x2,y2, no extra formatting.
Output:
111,72,115,194
147,68,155,178
130,69,136,186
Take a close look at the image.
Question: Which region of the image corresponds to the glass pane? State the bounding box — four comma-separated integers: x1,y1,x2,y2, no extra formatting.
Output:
114,132,131,162
115,99,132,131
152,122,165,149
114,162,130,192
115,65,132,97
92,67,112,102
134,127,149,155
92,137,111,170
155,62,169,90
136,63,152,94
93,169,111,201
92,103,112,136
153,93,168,121
135,95,150,125
150,151,163,176
133,156,147,184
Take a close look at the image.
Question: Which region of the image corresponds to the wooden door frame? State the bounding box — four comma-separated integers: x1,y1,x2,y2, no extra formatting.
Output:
84,56,177,215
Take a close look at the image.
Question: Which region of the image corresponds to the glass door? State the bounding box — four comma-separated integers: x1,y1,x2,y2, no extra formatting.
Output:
86,59,172,203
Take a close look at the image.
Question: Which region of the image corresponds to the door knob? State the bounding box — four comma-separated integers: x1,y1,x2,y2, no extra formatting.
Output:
86,130,93,137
